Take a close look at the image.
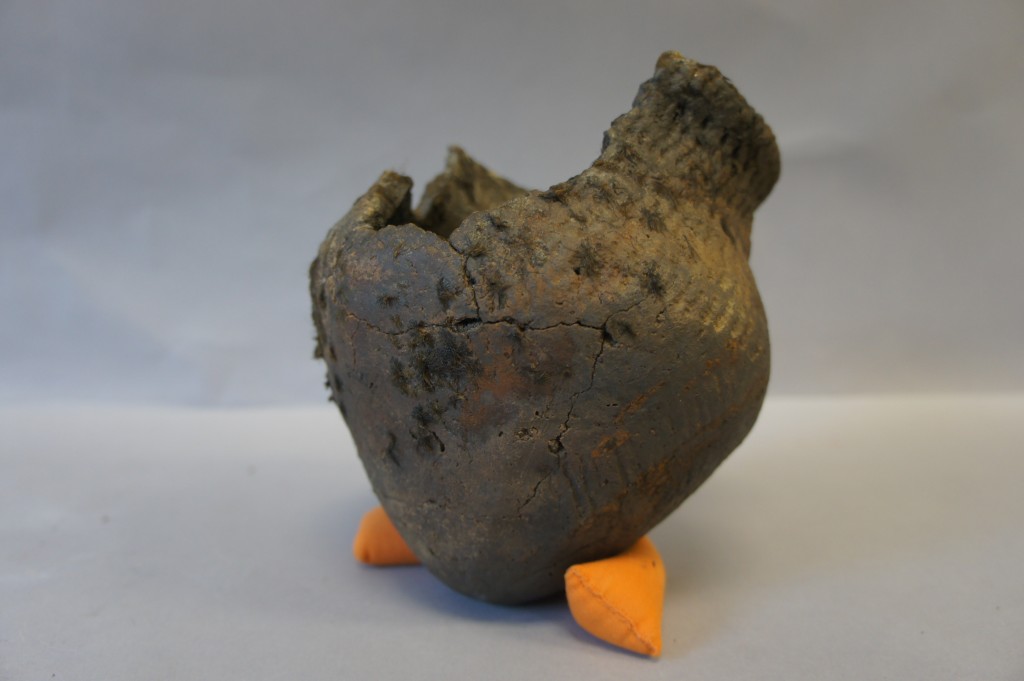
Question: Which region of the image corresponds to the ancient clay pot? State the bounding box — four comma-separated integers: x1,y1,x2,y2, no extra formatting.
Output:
310,51,779,604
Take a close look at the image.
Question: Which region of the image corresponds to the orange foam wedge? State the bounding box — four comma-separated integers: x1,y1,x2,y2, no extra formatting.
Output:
565,536,666,656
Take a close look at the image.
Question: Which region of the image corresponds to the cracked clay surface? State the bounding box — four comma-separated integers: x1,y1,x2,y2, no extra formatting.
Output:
310,52,779,603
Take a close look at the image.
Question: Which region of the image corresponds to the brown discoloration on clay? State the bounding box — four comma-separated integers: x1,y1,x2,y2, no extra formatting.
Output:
590,431,631,458
310,52,779,604
614,381,667,424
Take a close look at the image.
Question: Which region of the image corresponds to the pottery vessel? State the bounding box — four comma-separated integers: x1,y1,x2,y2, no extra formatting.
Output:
310,51,780,603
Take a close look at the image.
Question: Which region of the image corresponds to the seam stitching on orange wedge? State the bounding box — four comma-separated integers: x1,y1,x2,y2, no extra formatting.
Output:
566,568,657,655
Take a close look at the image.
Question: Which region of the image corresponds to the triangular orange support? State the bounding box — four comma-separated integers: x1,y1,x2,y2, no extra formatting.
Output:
352,506,420,566
565,536,666,656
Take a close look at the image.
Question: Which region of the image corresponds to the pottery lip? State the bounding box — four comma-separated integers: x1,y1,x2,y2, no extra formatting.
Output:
322,168,416,243
608,51,781,216
323,147,530,246
329,51,779,249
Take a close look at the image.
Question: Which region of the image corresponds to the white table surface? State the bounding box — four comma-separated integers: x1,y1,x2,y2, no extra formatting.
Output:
2,395,1022,680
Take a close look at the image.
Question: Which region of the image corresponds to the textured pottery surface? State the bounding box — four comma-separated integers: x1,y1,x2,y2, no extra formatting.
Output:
310,52,779,604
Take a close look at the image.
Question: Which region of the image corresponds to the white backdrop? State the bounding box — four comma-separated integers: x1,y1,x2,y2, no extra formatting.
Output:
2,0,1022,405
